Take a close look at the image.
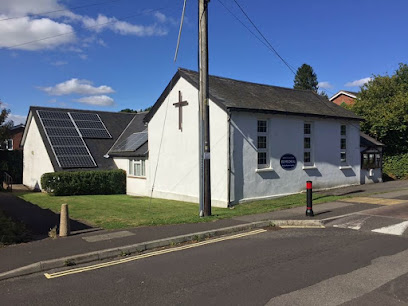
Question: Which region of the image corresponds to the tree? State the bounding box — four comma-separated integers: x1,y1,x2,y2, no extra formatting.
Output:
120,108,138,113
352,63,408,155
293,64,319,92
0,102,12,143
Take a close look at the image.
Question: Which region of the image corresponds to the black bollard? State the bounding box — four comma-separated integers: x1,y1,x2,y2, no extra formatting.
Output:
306,181,314,217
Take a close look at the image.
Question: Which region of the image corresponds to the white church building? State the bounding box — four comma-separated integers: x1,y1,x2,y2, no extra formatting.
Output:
22,68,382,208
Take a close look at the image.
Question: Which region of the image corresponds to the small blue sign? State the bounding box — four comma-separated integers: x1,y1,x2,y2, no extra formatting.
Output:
280,154,297,170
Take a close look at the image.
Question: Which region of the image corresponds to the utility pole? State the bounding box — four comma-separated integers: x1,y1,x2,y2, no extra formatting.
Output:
199,0,211,216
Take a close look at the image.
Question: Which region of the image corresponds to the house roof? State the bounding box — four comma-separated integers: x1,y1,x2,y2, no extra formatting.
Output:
360,132,385,147
10,124,25,131
24,106,141,171
107,112,148,157
329,90,358,101
145,68,362,122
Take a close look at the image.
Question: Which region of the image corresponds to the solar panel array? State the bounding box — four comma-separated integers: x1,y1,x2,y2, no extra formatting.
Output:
37,110,97,169
71,112,111,139
111,130,148,152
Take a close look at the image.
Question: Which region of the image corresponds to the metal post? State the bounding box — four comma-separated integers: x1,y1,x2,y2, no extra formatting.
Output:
199,0,211,216
306,181,314,217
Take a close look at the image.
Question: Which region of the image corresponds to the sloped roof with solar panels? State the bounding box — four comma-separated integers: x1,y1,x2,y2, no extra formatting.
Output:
25,106,145,171
107,112,149,157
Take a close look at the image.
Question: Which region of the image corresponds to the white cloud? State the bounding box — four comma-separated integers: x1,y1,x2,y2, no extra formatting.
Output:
318,81,333,89
8,113,26,125
345,77,372,87
154,12,167,23
81,14,168,36
75,95,114,106
0,15,75,50
0,0,63,17
40,78,115,96
51,60,67,66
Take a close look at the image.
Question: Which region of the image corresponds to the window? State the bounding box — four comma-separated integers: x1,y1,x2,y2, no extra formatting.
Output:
128,159,146,177
361,153,382,169
257,120,268,168
5,139,13,150
304,122,313,165
340,125,347,164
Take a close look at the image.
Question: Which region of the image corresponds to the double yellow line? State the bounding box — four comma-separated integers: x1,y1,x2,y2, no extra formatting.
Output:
44,229,266,279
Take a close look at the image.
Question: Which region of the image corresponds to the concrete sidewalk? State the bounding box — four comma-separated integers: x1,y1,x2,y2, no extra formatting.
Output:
1,180,408,280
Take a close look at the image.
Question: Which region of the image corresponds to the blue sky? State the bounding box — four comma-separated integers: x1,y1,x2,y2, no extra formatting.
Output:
1,0,408,125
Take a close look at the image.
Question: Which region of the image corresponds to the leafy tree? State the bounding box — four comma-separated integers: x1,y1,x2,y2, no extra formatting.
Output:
293,64,319,92
143,106,152,112
0,102,12,143
352,63,408,155
120,108,138,113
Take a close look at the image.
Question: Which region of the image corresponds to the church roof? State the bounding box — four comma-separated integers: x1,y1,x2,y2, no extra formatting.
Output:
107,112,148,157
145,68,362,122
24,106,141,171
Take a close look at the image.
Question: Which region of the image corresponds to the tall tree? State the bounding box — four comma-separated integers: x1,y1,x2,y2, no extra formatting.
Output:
0,102,12,143
352,63,408,155
293,63,319,92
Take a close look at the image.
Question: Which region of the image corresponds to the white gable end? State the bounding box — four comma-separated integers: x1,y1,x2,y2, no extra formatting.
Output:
23,116,54,190
147,77,229,207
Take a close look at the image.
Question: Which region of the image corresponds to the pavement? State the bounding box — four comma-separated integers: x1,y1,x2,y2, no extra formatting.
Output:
1,180,408,281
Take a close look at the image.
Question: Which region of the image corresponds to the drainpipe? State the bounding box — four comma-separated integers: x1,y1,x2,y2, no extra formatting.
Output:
227,111,232,207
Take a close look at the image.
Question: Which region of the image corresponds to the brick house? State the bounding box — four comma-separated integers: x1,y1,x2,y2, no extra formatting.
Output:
2,124,25,150
329,90,357,107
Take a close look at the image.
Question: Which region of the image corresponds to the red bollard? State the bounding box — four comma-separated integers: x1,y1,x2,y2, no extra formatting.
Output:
306,181,314,217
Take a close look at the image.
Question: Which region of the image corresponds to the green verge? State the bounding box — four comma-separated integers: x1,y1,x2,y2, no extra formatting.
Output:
17,192,346,230
0,209,30,247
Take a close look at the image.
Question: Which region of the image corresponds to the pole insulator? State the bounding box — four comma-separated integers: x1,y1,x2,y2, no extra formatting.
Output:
306,181,314,217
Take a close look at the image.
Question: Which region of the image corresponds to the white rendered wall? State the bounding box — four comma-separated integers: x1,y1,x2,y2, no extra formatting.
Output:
147,78,229,207
113,157,149,196
23,117,55,190
230,112,361,203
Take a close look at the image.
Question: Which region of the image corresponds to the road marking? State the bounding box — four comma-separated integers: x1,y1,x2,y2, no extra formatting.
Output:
340,197,407,205
371,221,408,236
44,229,266,279
333,216,369,230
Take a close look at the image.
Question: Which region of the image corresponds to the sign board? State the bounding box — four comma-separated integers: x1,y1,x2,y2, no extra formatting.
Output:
280,154,297,170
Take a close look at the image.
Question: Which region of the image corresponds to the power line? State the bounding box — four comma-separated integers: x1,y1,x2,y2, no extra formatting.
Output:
228,0,296,75
2,7,169,50
0,0,123,22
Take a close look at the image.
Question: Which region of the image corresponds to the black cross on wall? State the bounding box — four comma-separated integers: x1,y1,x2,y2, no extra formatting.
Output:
173,91,188,131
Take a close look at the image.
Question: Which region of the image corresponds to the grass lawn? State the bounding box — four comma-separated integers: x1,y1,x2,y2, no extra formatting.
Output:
17,192,348,230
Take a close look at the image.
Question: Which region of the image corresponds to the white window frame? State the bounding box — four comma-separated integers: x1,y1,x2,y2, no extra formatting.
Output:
303,122,314,166
128,159,146,177
340,124,347,165
5,139,13,151
257,119,269,169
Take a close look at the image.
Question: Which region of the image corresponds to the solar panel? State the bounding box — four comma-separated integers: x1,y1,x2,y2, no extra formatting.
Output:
111,131,148,152
70,112,100,121
70,112,112,139
37,110,97,169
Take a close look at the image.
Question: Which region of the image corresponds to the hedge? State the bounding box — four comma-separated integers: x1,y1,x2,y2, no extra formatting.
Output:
41,169,126,196
383,154,408,180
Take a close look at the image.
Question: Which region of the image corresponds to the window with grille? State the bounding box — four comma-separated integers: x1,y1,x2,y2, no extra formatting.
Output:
257,120,268,168
340,125,347,164
304,122,313,165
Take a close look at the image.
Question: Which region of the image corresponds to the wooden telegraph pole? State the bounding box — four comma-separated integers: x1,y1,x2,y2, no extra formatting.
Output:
199,0,211,216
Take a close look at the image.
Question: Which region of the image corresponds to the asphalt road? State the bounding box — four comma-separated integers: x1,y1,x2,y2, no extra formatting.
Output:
2,226,408,305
